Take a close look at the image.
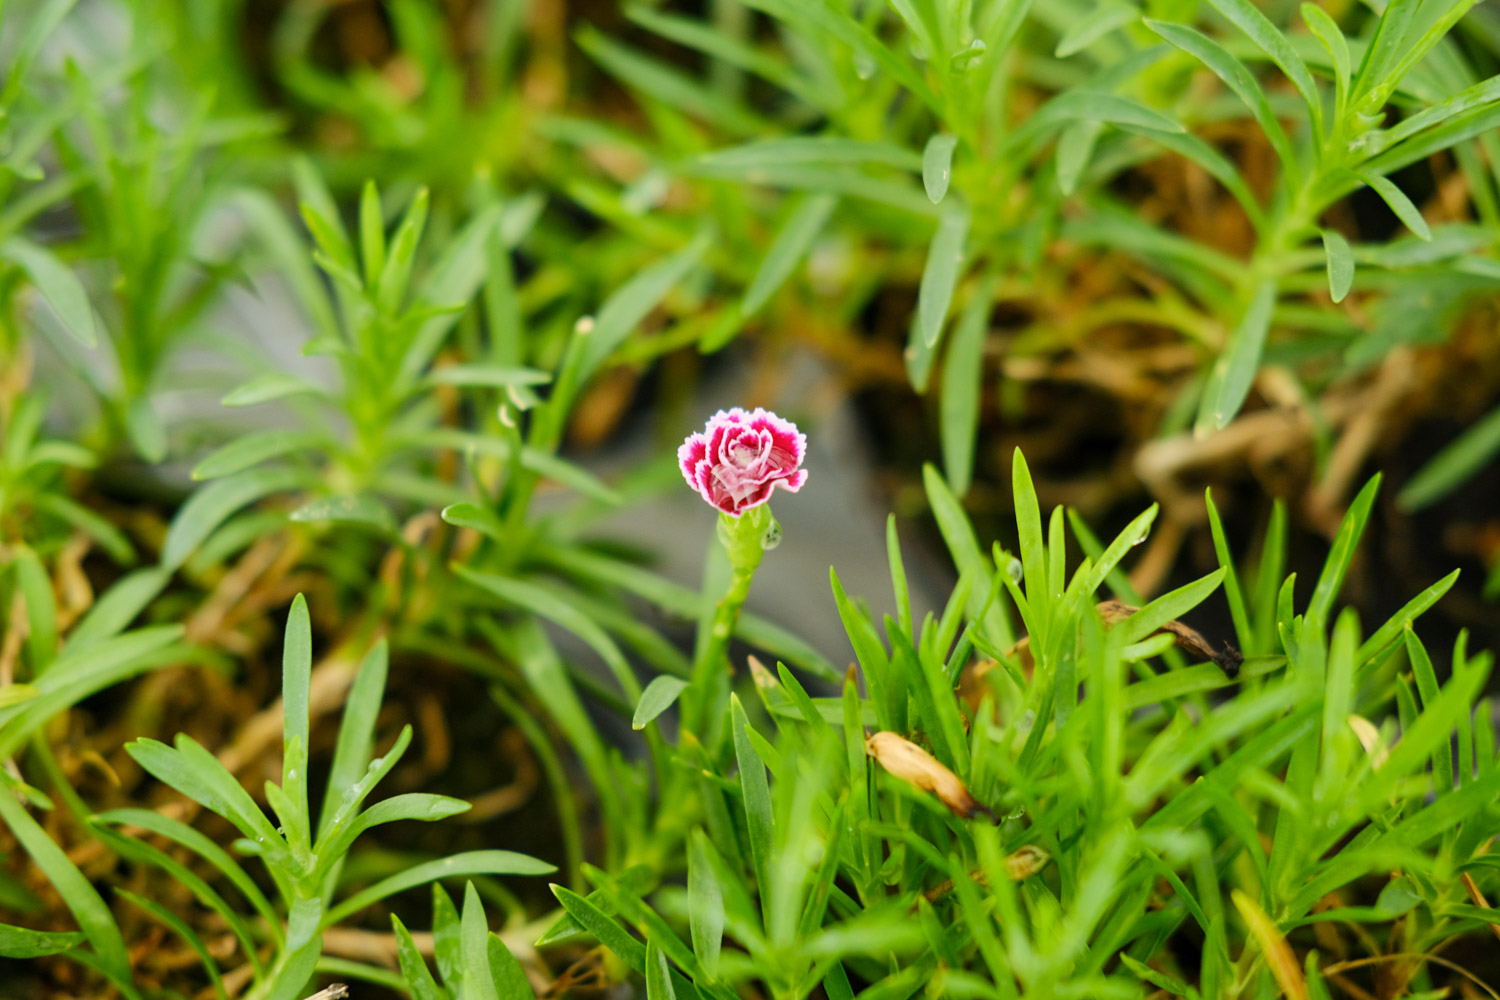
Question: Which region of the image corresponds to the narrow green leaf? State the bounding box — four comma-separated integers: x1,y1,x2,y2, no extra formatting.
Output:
31,494,133,565
1354,661,1488,814
1300,4,1349,99
221,372,324,407
1321,229,1354,303
633,675,690,730
293,158,352,266
320,640,389,841
1404,629,1454,794
92,808,278,937
922,134,957,204
192,430,320,481
1356,570,1459,667
1144,19,1296,172
940,274,994,497
288,494,397,533
0,0,77,109
11,546,56,671
506,619,625,870
461,883,500,1000
400,204,505,381
1350,0,1420,105
688,829,724,978
116,888,227,1000
623,5,828,108
1120,953,1188,996
1119,568,1227,645
1076,504,1156,601
371,186,429,311
1004,90,1186,157
577,25,765,135
551,884,645,969
918,203,969,348
905,312,938,393
1200,0,1322,132
0,787,128,980
886,515,913,640
924,464,1014,648
126,397,167,464
743,193,837,316
440,503,506,543
1368,102,1500,178
517,448,622,505
0,923,86,958
265,896,323,1000
1307,475,1380,632
1013,448,1047,620
358,180,386,288
695,137,921,172
458,568,640,701
282,593,312,795
1,236,97,346
235,188,340,340
391,915,443,1000
162,467,308,571
432,883,462,989
1374,74,1500,155
325,851,555,927
1204,489,1252,654
489,933,533,1000
125,736,289,867
1056,120,1104,196
1198,277,1277,431
1398,405,1500,512
0,626,184,759
1317,609,1359,800
577,232,711,380
1358,171,1432,241
425,364,551,389
645,939,677,1000
1056,1,1138,57
731,694,773,916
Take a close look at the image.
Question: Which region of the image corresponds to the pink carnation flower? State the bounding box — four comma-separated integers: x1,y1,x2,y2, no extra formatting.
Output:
678,407,808,516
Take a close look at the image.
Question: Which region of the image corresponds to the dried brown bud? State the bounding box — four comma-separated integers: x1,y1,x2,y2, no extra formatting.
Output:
958,603,1243,718
747,655,778,691
1347,715,1388,770
865,731,995,821
1004,844,1050,879
921,847,1052,904
1095,601,1243,675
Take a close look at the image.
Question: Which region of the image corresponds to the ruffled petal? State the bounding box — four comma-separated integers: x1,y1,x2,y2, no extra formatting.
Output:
678,433,708,489
680,406,808,515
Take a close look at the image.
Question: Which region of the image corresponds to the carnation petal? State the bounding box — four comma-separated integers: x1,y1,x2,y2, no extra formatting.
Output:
679,406,808,515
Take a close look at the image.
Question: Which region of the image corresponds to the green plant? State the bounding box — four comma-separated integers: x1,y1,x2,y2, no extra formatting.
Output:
45,40,276,460
93,594,553,1000
392,882,538,1000
0,563,190,998
4,2,1500,996
194,169,554,538
557,449,1495,998
0,0,104,364
566,0,1500,496
0,393,127,562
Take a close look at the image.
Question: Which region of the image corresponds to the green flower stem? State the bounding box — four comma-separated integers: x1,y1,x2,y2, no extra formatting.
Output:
684,504,777,741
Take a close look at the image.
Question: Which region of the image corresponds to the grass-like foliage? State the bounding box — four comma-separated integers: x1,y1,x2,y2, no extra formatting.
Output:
570,450,1495,999
1,0,1499,997
6,595,553,1000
